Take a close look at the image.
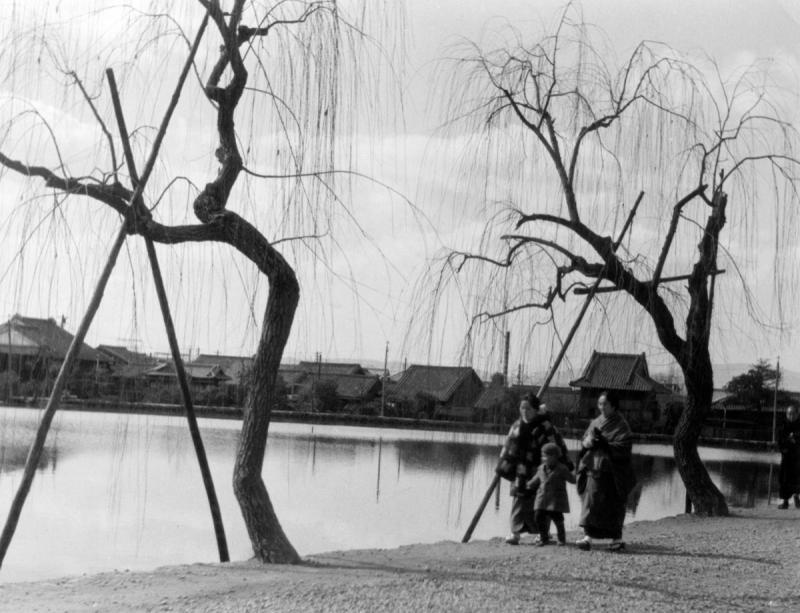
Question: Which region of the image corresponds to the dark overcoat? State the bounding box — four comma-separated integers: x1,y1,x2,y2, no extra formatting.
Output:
528,462,576,513
778,417,800,500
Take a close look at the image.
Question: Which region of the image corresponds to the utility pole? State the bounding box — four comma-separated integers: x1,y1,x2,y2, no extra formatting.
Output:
312,351,322,412
772,356,781,444
381,341,388,418
502,331,510,387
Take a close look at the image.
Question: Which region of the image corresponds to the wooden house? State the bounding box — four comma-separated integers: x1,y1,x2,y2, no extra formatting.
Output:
0,314,108,397
279,361,379,410
569,351,672,430
296,361,368,376
189,354,254,405
277,366,310,400
96,344,158,400
391,365,483,420
146,362,231,388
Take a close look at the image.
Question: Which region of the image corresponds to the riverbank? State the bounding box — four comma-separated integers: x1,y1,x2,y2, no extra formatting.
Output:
1,398,777,450
1,505,796,612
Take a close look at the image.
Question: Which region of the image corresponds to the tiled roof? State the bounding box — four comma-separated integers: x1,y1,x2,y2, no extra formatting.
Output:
296,361,365,376
712,390,733,404
393,365,479,402
97,344,155,366
320,373,381,400
473,386,505,410
0,323,40,355
146,362,231,382
569,351,668,393
278,367,309,387
191,354,253,382
1,315,105,362
111,362,157,379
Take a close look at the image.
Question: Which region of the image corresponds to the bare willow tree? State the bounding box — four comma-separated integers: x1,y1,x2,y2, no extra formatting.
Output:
0,0,400,562
432,9,800,514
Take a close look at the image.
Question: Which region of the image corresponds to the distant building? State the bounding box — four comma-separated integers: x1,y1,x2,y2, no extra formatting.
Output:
191,354,254,383
296,361,367,376
391,365,483,419
96,345,152,366
189,354,254,404
96,344,158,400
0,314,108,397
146,362,231,387
278,366,310,399
473,384,577,426
279,361,379,410
706,389,800,441
569,351,673,429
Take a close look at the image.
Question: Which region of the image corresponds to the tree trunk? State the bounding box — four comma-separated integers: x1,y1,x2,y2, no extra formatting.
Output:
233,269,301,563
674,353,728,516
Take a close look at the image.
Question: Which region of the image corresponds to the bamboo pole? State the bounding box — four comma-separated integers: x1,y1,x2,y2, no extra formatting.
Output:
104,13,228,563
0,226,129,568
460,192,644,543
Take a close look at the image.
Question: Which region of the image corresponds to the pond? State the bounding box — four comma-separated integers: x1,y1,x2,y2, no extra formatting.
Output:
0,407,781,583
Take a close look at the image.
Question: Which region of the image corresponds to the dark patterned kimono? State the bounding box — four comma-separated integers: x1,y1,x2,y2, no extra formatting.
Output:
496,414,570,534
778,416,800,501
576,412,636,540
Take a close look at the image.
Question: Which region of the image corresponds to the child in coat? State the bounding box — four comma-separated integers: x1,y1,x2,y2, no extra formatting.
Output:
526,442,576,545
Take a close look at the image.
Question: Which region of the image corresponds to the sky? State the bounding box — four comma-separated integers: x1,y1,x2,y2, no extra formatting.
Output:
0,0,799,385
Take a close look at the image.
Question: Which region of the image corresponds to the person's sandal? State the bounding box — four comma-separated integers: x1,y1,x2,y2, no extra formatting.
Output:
608,541,626,552
576,537,591,551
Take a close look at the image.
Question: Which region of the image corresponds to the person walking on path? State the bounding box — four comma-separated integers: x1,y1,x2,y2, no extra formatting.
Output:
575,390,636,552
778,405,800,509
526,442,576,546
495,394,570,545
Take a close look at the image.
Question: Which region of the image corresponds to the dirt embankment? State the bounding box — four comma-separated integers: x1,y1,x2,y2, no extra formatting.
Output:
1,506,798,612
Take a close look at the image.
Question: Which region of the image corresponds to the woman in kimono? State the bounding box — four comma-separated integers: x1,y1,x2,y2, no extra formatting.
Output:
778,405,800,509
575,390,636,552
495,394,570,544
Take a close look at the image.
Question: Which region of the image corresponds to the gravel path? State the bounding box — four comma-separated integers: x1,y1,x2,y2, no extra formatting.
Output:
1,506,798,612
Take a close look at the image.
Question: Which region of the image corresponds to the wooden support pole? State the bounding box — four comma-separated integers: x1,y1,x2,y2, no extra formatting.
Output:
460,192,645,543
0,6,214,577
0,225,129,568
104,12,228,564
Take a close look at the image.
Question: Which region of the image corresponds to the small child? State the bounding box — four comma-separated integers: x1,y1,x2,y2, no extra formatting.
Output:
526,442,576,546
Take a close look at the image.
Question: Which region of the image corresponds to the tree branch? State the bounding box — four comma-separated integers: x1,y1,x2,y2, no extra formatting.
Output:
0,152,130,216
68,72,120,182
238,2,324,42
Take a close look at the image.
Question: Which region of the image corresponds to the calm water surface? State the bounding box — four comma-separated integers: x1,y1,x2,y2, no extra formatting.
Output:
0,407,781,582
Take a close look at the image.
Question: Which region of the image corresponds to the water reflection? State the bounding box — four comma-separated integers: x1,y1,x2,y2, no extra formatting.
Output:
0,407,782,583
0,443,57,474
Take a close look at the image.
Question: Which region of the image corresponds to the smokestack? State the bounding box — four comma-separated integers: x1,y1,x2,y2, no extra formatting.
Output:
503,331,510,388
